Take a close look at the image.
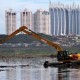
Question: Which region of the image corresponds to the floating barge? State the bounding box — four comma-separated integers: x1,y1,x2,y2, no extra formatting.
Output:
44,60,80,68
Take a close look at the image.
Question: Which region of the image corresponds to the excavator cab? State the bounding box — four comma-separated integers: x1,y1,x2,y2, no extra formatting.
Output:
57,51,70,61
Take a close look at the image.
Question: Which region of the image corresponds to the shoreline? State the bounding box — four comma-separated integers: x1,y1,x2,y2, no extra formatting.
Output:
0,53,54,59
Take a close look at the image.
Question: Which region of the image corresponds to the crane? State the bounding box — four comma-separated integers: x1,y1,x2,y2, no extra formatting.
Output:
0,26,71,61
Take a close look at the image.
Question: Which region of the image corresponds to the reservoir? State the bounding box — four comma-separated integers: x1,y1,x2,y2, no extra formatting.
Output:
0,57,80,80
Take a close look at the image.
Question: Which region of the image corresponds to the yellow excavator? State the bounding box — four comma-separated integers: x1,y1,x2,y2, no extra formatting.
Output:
0,26,80,67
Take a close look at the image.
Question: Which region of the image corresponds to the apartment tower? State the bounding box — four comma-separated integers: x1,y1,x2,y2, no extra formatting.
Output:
33,9,51,35
49,2,80,36
20,9,33,30
5,9,16,35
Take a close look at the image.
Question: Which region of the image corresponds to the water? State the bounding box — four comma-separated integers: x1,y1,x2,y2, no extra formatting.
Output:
0,57,80,80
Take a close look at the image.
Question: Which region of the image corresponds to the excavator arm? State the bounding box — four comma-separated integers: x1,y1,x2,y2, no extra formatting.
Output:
0,26,63,51
22,28,63,51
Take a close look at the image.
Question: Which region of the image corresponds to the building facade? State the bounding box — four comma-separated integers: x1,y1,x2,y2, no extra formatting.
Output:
5,9,16,35
49,2,80,36
33,9,51,35
20,9,33,30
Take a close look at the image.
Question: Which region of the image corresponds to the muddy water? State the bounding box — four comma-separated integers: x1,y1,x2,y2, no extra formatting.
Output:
0,57,80,80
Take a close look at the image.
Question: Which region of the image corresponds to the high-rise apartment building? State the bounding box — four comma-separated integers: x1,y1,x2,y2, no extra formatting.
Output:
49,2,80,36
5,9,16,35
33,9,51,35
68,4,80,35
20,9,33,30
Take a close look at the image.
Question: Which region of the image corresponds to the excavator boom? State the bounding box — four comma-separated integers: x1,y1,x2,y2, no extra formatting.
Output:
23,29,62,51
0,26,63,51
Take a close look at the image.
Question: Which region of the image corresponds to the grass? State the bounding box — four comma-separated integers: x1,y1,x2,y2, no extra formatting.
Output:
0,46,80,59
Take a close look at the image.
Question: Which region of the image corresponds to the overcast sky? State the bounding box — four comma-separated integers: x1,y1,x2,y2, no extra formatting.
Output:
0,0,80,34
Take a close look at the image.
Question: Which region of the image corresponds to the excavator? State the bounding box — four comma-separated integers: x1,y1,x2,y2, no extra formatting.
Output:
0,26,80,68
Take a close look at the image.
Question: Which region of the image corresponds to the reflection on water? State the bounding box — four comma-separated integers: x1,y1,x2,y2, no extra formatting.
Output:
0,58,80,80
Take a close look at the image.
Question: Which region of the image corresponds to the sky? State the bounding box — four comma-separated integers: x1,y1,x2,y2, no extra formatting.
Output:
0,0,80,34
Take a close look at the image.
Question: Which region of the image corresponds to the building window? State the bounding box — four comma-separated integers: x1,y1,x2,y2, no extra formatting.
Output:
23,12,25,14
